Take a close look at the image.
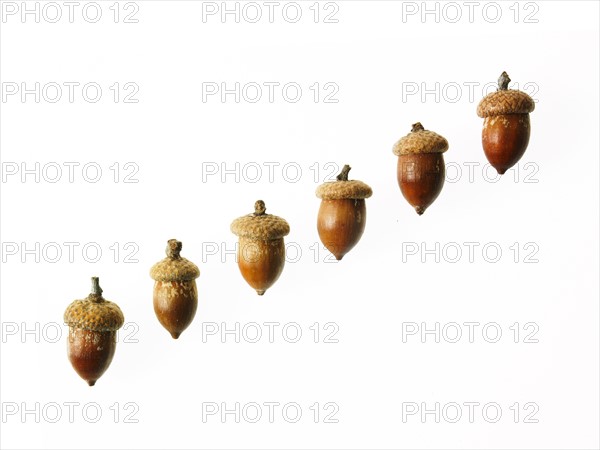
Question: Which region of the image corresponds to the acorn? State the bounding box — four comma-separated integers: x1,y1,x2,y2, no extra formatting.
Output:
316,164,372,260
150,239,200,339
231,200,290,296
392,122,449,215
63,277,124,386
477,71,535,174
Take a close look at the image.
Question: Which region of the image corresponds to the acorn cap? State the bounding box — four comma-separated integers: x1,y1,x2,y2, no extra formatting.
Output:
64,277,124,332
150,239,200,282
477,71,535,118
316,164,373,200
392,123,449,155
231,200,290,241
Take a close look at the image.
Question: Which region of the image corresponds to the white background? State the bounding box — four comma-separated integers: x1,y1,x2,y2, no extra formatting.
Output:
1,1,599,449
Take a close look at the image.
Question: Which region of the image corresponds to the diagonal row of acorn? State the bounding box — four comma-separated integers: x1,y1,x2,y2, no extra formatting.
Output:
62,71,535,386
62,188,373,386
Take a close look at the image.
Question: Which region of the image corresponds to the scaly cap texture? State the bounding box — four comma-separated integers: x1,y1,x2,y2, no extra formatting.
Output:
477,90,535,117
64,277,124,332
231,200,290,241
150,239,200,281
316,165,373,200
392,123,449,155
477,71,535,117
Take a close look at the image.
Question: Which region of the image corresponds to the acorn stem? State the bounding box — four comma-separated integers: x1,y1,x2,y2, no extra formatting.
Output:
166,239,182,259
336,165,351,181
254,200,266,216
411,122,425,132
89,277,103,300
498,71,511,90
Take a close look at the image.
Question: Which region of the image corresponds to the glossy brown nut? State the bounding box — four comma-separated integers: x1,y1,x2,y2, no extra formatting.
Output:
477,71,535,175
397,153,445,216
238,236,285,295
67,328,116,386
150,239,200,339
315,165,372,260
392,123,449,215
482,114,530,175
231,200,290,295
317,199,366,260
153,280,198,339
64,277,124,386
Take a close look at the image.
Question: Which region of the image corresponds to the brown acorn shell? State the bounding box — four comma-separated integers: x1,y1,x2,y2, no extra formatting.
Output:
231,201,289,295
317,198,367,260
153,280,198,339
397,153,446,215
237,236,286,295
482,114,531,174
64,277,123,386
68,328,117,386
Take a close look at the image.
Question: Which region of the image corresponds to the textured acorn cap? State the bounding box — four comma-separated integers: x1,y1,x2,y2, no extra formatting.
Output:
392,123,449,155
477,90,535,117
316,165,373,200
477,71,535,117
64,277,124,332
150,239,200,281
231,200,290,241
